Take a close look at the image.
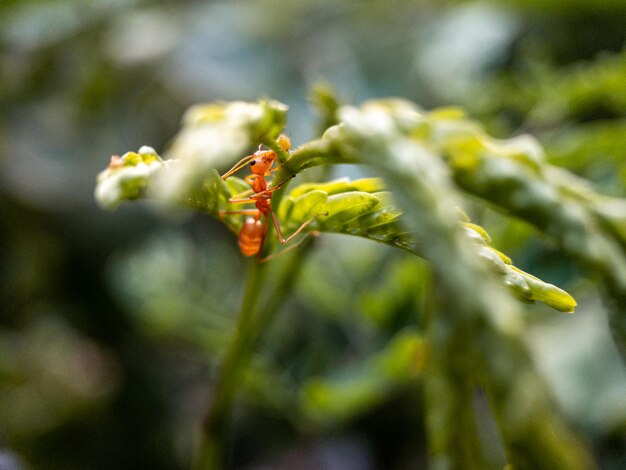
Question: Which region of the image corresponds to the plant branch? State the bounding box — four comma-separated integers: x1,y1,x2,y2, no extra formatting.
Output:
196,260,266,470
196,237,315,469
424,279,486,469
328,103,595,469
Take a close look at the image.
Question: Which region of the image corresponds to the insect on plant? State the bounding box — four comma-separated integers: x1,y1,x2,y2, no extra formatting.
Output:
219,135,314,261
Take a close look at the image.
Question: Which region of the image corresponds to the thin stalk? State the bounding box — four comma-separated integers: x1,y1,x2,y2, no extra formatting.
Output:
424,273,486,470
196,260,266,470
273,139,344,184
195,237,315,469
251,237,314,346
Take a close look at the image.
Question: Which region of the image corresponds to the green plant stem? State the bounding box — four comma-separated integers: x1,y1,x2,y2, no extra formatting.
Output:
424,279,486,470
309,82,342,137
195,236,315,469
253,237,314,345
276,139,345,179
196,260,266,470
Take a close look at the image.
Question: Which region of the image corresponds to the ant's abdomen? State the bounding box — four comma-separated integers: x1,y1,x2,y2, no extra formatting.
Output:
239,218,264,256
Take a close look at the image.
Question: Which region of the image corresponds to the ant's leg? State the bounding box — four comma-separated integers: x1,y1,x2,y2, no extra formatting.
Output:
229,193,272,204
258,231,320,263
218,209,258,216
249,176,293,198
227,197,261,205
228,188,254,202
271,211,313,244
225,174,260,200
220,154,257,179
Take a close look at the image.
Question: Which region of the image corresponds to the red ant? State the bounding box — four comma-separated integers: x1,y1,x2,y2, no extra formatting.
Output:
219,135,313,260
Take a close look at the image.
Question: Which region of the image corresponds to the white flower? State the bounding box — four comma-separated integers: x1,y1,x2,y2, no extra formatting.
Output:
94,149,163,209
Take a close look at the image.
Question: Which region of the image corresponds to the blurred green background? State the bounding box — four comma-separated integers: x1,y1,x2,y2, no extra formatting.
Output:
2,0,626,468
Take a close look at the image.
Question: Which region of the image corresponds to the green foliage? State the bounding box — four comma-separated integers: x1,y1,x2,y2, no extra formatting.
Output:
5,1,626,469
93,94,626,468
301,329,425,425
0,317,117,439
96,101,578,313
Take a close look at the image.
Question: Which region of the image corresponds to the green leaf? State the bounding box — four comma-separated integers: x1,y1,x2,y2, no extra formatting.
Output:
300,330,425,425
318,192,381,227
282,178,575,313
463,223,491,243
510,266,577,313
288,177,384,198
287,190,329,228
346,192,402,230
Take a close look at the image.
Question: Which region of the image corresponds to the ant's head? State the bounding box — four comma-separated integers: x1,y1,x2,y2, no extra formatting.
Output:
249,150,275,175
